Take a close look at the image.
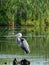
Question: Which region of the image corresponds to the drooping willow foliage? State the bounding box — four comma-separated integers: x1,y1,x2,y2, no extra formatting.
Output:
0,0,49,25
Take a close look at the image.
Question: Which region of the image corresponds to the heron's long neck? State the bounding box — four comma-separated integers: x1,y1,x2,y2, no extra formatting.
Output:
17,38,22,45
17,38,20,41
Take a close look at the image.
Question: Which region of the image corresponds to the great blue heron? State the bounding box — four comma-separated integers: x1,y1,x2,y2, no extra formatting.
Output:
16,33,30,54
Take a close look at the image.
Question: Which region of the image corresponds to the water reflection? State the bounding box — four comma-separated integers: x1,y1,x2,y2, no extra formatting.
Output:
0,26,49,59
0,55,49,65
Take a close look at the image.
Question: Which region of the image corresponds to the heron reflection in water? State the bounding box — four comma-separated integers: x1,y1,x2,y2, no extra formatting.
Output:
16,33,30,54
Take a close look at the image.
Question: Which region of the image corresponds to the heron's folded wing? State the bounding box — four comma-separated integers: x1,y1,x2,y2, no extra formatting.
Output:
21,38,29,49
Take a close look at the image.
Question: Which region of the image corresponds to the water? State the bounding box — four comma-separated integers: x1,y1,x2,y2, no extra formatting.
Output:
0,54,49,65
0,26,49,65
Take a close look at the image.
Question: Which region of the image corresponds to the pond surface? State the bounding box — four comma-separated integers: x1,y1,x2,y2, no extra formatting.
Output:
0,26,49,65
0,54,49,65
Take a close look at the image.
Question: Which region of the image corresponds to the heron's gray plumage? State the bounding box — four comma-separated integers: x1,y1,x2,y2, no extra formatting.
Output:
16,33,30,54
20,38,30,53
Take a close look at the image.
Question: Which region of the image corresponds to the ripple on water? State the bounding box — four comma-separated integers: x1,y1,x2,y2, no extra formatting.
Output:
0,54,49,65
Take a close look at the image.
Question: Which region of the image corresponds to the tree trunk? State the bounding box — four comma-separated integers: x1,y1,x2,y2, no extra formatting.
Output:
9,19,14,35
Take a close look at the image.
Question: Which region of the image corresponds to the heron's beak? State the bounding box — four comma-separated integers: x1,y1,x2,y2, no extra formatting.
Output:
15,34,17,38
15,34,21,38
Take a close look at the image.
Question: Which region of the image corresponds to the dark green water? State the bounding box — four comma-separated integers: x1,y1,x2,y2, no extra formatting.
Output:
0,26,49,58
